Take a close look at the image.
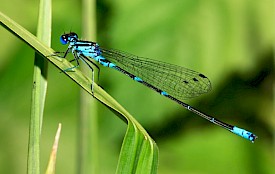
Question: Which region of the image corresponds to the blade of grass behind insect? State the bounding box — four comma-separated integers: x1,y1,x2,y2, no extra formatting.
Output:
27,0,51,173
77,0,99,173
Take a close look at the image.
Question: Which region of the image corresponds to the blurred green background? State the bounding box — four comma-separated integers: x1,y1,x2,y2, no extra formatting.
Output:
0,0,274,173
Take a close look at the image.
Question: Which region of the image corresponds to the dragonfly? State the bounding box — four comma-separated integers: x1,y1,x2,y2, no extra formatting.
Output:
55,32,257,142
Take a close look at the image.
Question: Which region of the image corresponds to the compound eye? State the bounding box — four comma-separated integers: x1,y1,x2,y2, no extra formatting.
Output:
60,35,68,45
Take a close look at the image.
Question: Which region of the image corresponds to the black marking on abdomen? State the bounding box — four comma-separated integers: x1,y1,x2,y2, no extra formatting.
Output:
114,66,137,80
114,66,164,95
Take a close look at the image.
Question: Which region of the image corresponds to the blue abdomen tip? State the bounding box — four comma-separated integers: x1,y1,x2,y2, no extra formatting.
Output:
232,126,257,142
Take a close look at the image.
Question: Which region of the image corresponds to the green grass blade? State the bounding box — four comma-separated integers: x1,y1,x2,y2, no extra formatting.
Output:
116,121,158,174
77,0,99,173
27,0,51,173
35,0,51,132
0,12,159,173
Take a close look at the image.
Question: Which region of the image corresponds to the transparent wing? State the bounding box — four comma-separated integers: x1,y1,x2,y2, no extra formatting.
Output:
100,48,211,100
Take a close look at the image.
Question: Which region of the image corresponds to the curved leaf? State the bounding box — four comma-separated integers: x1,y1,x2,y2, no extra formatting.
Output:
0,11,158,174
